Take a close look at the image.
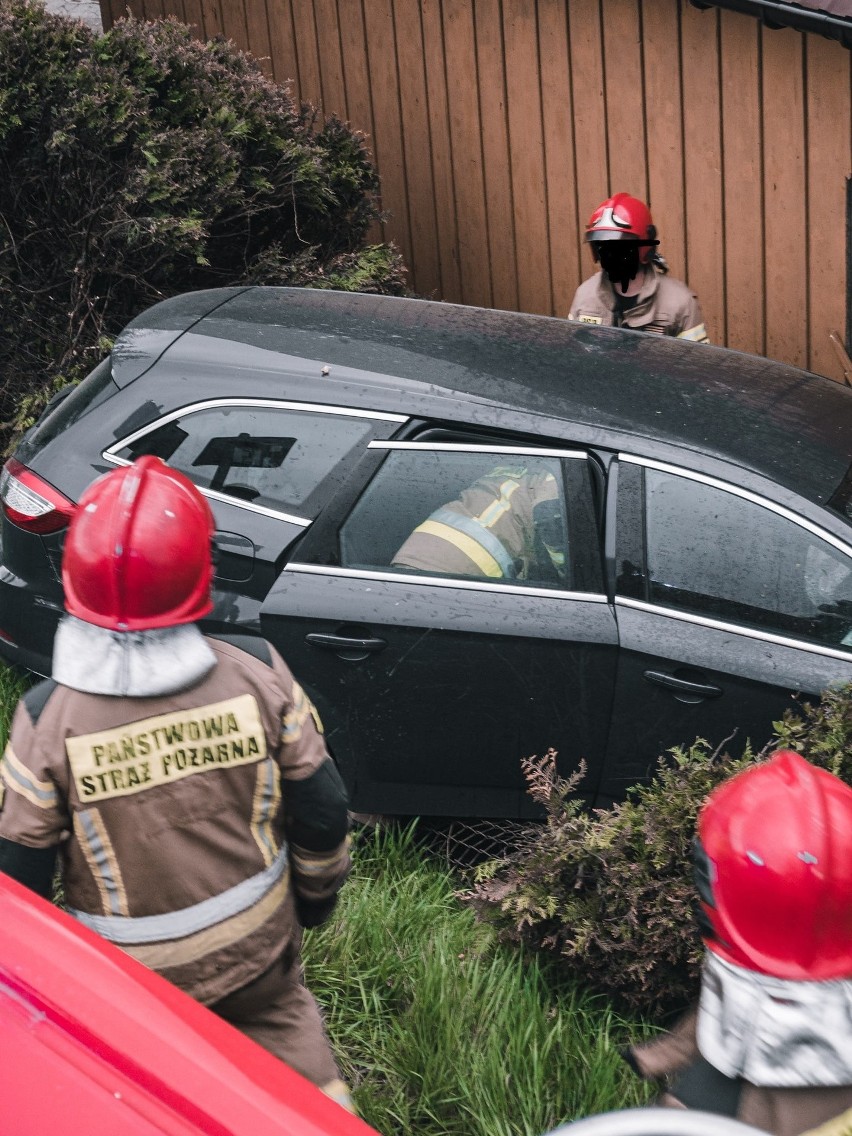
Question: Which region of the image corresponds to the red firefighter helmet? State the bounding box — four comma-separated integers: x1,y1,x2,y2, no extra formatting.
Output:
63,456,215,632
585,192,659,264
694,749,852,981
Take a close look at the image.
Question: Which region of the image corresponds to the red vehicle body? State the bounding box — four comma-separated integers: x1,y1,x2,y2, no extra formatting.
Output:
0,871,377,1136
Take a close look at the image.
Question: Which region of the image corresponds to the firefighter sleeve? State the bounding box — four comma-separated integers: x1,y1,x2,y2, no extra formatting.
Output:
675,292,710,344
0,696,68,899
269,647,351,927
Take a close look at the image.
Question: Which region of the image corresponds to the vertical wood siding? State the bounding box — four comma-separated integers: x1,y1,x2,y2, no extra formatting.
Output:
100,0,852,383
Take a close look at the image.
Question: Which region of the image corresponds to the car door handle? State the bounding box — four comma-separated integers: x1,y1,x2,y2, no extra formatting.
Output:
305,633,388,653
643,670,723,699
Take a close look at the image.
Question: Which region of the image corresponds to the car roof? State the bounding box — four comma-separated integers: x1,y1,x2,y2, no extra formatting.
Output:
116,287,852,507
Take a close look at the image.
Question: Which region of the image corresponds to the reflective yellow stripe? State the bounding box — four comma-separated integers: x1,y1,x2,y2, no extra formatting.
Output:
122,868,291,970
291,836,351,875
250,758,281,867
413,519,503,577
321,1079,356,1113
476,478,520,528
281,682,313,744
677,323,709,343
2,745,59,810
74,809,129,916
801,1110,852,1136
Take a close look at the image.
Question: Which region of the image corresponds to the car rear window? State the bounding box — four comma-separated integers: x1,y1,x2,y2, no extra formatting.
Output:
111,403,377,518
25,358,117,450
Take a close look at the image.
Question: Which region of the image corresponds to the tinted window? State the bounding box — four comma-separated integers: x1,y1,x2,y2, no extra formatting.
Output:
340,447,601,591
114,405,374,516
26,359,117,448
645,469,852,650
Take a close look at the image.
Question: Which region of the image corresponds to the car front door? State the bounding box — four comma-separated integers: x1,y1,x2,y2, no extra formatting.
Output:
260,438,619,817
600,455,852,802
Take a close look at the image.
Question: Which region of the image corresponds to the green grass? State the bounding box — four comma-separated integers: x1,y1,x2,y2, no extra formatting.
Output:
0,661,653,1134
0,661,30,750
305,823,654,1135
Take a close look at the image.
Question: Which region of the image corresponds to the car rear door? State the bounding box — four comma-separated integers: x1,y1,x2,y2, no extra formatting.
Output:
600,455,852,802
260,437,619,818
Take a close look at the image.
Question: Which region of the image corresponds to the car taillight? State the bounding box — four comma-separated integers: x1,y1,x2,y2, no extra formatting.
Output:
0,458,76,534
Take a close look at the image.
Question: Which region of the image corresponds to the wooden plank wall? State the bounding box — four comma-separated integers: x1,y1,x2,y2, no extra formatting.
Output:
99,0,852,383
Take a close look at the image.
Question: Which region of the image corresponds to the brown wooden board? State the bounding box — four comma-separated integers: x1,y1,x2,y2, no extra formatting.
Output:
538,0,579,316
567,0,610,271
805,33,851,382
334,0,381,244
601,0,647,202
394,1,441,297
200,0,225,41
313,0,347,119
680,0,726,345
642,0,687,282
216,0,250,52
289,0,322,111
362,0,412,264
719,8,764,356
473,0,519,313
503,0,552,314
442,0,491,306
97,0,121,29
180,0,205,38
240,0,271,74
762,23,808,369
421,0,463,301
265,0,299,91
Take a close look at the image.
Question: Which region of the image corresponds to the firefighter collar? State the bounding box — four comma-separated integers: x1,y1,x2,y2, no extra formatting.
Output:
697,949,852,1088
52,615,217,697
596,264,660,312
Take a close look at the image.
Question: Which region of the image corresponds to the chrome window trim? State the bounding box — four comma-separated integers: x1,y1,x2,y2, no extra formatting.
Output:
617,596,852,663
370,441,587,459
102,399,407,525
285,561,609,602
620,453,852,558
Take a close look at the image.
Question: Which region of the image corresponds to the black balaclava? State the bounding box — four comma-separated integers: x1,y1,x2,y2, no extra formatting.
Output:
596,241,642,294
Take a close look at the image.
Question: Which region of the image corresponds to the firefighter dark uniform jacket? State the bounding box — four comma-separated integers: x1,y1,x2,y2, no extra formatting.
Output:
569,266,709,342
0,635,351,1007
391,465,565,581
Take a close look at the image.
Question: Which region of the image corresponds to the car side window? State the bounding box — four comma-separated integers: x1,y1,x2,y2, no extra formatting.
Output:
643,468,852,650
338,446,601,592
112,405,376,516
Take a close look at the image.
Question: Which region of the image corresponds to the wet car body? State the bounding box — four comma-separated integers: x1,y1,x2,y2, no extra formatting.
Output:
2,287,851,814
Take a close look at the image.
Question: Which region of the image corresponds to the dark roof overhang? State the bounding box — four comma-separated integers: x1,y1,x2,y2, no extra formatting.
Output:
689,0,852,47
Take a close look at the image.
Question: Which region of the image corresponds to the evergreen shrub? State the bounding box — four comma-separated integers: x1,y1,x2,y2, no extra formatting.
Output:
0,1,406,446
462,684,852,1017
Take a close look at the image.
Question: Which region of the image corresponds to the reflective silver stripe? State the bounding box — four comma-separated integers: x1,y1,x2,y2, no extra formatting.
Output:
616,596,852,663
76,809,127,917
284,561,608,601
2,746,59,809
429,507,516,577
69,846,289,945
250,758,281,867
370,441,586,459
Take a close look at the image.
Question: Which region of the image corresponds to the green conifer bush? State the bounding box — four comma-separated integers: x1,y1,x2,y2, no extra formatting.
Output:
0,1,406,445
463,684,852,1016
